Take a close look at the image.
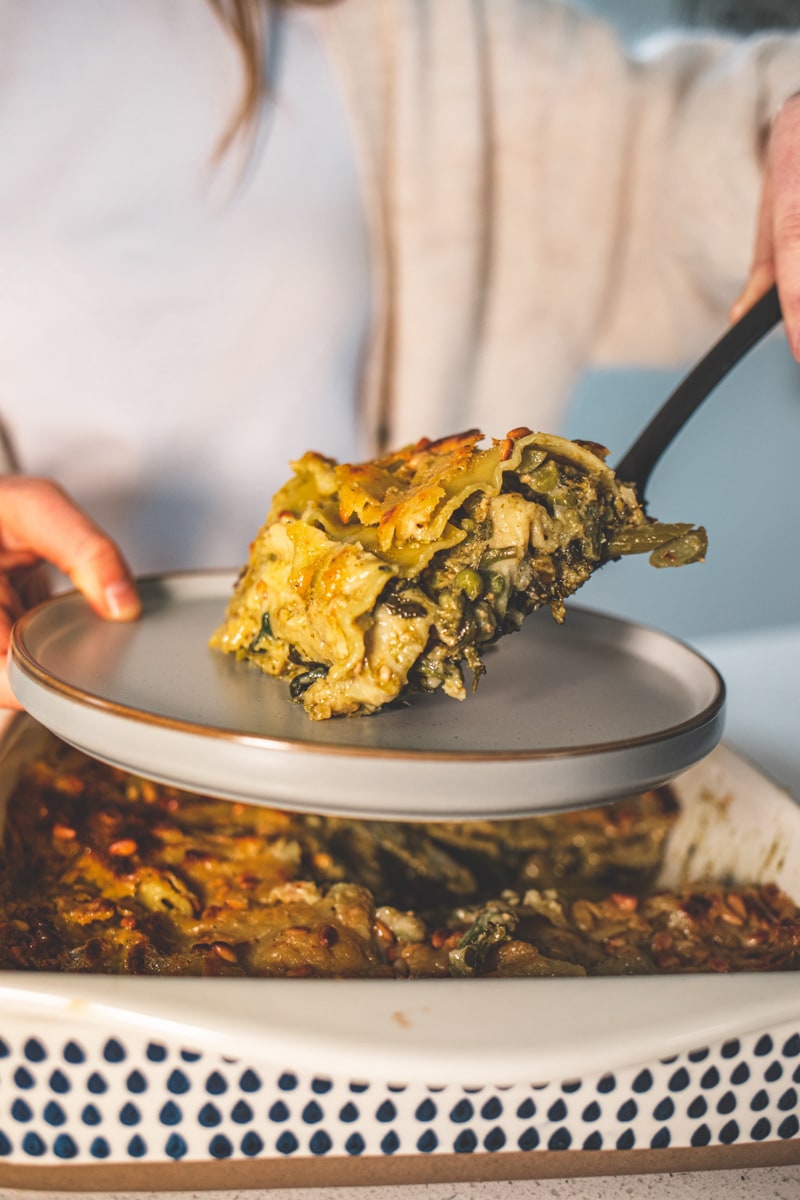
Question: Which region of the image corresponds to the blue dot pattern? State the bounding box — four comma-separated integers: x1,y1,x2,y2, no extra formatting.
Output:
165,1133,187,1160
24,1039,46,1063
119,1103,140,1127
417,1129,438,1153
0,1020,798,1165
62,1042,85,1065
53,1133,77,1159
159,1102,181,1126
241,1131,263,1157
198,1103,221,1128
206,1071,227,1095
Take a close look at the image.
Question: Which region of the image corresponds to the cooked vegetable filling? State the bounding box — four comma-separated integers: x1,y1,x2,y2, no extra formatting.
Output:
210,429,707,719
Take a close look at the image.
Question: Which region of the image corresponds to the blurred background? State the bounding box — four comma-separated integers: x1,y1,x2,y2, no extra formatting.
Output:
562,0,800,641
578,0,798,40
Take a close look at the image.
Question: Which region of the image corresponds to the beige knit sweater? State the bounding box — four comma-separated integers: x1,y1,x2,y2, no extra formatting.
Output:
317,0,800,451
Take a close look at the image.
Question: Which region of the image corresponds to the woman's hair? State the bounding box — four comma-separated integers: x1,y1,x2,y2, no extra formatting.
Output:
208,0,337,147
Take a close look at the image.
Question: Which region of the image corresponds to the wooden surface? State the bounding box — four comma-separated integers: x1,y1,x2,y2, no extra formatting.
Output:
1,1139,799,1192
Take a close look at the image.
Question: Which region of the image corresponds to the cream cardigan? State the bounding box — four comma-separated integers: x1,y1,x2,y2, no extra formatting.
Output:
317,0,800,450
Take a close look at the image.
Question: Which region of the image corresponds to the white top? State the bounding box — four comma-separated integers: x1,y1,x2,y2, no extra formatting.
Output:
0,0,370,571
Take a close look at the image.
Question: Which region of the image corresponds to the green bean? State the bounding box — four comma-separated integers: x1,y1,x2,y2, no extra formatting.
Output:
518,446,548,473
526,459,559,494
607,522,695,556
649,529,708,568
480,546,518,566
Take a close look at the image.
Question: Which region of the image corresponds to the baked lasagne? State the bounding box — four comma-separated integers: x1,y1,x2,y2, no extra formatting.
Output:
211,428,706,719
1,741,797,978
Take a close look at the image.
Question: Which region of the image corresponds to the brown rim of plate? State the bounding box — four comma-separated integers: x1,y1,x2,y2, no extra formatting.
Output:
8,569,726,764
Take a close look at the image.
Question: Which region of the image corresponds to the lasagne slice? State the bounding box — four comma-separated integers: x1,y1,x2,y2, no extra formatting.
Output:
210,428,706,719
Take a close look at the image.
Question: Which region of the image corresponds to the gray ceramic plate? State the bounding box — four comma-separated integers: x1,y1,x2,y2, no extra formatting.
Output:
8,570,725,819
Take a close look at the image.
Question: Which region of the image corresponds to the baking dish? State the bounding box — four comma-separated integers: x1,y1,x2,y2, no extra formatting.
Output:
0,715,798,1183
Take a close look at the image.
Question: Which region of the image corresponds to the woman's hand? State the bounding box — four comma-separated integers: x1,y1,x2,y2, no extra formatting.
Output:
0,476,140,709
732,92,800,356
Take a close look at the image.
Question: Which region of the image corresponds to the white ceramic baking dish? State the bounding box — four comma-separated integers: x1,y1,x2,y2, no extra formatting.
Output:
0,716,798,1185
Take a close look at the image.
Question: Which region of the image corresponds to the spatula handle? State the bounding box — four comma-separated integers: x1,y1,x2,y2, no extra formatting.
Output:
614,284,783,496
